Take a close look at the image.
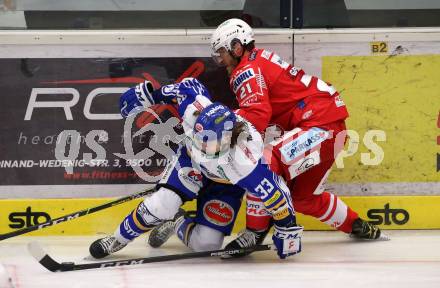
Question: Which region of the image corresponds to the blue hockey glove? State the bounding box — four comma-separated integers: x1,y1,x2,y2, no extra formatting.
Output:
177,78,211,102
272,224,303,259
120,81,155,117
145,78,210,111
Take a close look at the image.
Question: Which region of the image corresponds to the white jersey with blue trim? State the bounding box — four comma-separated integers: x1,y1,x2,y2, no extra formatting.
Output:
154,79,295,225
178,96,293,224
171,88,263,185
187,115,263,185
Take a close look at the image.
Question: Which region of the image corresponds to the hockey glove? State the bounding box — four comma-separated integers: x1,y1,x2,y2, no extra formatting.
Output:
272,224,303,259
120,80,155,117
177,78,211,101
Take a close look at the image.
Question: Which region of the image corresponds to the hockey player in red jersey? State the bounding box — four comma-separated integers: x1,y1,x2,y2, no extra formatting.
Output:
210,18,388,252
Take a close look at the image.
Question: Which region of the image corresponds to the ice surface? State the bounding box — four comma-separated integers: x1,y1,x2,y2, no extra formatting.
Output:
1,231,439,288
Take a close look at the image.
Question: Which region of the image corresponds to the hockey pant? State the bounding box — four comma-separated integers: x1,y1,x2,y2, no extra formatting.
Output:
176,182,245,251
114,145,244,250
248,120,358,233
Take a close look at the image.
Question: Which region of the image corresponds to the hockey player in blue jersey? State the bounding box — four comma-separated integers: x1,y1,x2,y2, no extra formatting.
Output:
89,78,303,260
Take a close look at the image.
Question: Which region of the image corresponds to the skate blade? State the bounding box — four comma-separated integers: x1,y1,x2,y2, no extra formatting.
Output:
377,232,391,241
349,232,391,241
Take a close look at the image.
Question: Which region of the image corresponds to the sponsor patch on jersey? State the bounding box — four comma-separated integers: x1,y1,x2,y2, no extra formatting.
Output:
159,156,178,184
241,95,258,106
199,165,231,184
240,95,258,107
302,110,313,120
177,167,203,192
194,123,204,132
273,207,290,221
289,66,301,77
335,95,346,107
280,128,330,162
214,114,227,124
246,197,271,216
216,166,229,180
203,200,234,226
264,190,282,207
232,68,255,93
270,54,289,69
261,50,272,60
193,100,204,111
238,143,257,164
249,50,258,61
255,72,267,89
205,104,224,116
297,100,306,110
288,150,321,179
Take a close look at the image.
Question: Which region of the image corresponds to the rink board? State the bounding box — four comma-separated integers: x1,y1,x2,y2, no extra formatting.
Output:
0,195,439,236
1,28,439,201
322,54,440,184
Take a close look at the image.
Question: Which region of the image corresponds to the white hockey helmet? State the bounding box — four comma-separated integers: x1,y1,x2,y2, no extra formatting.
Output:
210,18,254,57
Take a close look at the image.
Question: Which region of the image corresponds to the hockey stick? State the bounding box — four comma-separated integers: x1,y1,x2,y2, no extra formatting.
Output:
28,241,274,272
0,188,155,241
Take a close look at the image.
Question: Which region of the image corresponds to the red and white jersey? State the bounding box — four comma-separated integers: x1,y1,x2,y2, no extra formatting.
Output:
230,48,349,133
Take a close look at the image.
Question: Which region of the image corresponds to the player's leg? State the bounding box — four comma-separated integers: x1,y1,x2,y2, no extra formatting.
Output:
226,124,341,251
271,121,358,232
289,160,359,232
223,187,306,259
147,208,188,248
148,182,245,251
289,163,385,239
186,183,244,251
270,121,386,239
221,192,272,256
89,146,205,259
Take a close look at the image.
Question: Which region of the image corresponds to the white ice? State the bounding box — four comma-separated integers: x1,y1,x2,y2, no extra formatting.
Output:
1,231,439,288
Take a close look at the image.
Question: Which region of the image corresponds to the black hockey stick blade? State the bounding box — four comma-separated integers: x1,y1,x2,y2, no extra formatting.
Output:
28,242,64,272
28,241,274,272
0,188,155,241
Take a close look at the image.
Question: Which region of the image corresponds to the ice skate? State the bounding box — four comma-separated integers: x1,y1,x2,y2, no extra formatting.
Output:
221,228,269,259
89,236,127,259
147,208,186,248
350,218,390,241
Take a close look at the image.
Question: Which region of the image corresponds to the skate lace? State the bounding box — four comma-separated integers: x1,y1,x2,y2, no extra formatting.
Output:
148,210,187,248
155,220,176,239
101,236,124,253
236,230,257,248
363,222,380,239
354,221,380,239
155,209,186,236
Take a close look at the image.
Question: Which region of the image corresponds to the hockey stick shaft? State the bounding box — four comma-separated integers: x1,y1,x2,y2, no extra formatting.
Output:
0,188,155,241
28,241,274,272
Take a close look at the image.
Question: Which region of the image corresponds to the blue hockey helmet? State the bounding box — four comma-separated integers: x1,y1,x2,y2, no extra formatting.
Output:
193,102,237,157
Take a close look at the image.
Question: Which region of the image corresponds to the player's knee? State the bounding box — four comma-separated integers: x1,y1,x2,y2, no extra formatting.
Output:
188,225,224,252
293,191,331,217
138,187,183,225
